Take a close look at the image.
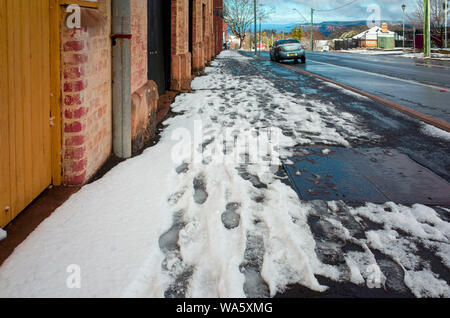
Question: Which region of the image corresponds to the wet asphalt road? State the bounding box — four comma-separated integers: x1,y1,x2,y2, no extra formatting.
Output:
236,51,450,298
259,51,450,123
240,51,450,184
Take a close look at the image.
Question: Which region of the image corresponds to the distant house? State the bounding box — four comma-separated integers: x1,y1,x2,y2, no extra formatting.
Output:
353,23,400,49
315,40,333,51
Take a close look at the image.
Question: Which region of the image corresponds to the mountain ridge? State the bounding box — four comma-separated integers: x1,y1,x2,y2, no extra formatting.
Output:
260,20,404,36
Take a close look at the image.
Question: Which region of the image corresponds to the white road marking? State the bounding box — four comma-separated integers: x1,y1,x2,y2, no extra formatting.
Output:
320,52,450,70
306,58,450,92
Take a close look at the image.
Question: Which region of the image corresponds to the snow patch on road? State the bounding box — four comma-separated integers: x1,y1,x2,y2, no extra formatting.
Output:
349,202,450,298
322,81,371,101
405,270,450,298
421,123,450,142
401,52,450,61
339,49,404,56
339,50,450,61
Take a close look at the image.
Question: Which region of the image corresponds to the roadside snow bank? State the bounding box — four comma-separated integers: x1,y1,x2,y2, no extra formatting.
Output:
421,124,450,142
402,52,450,61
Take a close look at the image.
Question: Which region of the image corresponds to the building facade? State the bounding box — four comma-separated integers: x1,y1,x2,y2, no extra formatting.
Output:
0,0,221,228
213,0,225,55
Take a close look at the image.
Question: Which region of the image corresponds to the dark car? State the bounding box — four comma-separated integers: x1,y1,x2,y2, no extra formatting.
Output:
270,39,306,64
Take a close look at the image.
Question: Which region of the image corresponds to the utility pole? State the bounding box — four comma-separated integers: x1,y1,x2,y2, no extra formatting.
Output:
254,0,257,56
402,4,406,48
424,0,431,57
310,8,314,51
259,16,262,55
445,0,448,48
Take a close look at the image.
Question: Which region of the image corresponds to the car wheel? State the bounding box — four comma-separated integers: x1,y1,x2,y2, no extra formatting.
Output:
294,59,299,64
301,57,306,64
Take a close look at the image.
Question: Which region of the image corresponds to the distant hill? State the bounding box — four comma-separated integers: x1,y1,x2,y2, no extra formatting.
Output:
260,20,407,38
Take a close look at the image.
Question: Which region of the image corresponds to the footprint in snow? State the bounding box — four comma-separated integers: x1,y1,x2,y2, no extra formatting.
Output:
193,176,208,205
158,210,194,298
221,203,241,230
176,163,189,175
240,232,270,298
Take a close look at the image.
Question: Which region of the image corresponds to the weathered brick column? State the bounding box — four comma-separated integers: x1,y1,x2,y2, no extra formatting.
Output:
208,0,215,62
61,0,112,185
213,0,224,56
171,0,192,91
130,0,159,155
191,0,205,75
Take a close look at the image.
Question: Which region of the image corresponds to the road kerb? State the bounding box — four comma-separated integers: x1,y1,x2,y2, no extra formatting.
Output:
255,55,450,133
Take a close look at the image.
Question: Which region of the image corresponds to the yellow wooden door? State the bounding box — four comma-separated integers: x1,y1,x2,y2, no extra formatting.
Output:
0,0,52,228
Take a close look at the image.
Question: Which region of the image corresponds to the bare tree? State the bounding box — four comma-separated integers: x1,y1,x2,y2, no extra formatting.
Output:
409,0,448,33
223,0,274,49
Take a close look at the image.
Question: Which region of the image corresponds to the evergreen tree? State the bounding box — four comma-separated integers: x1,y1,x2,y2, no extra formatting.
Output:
292,25,304,41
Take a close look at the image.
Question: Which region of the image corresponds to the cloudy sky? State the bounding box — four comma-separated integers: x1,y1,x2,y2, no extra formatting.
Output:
260,0,417,24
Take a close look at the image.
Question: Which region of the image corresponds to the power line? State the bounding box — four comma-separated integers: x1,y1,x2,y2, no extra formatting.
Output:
314,0,361,12
292,8,310,24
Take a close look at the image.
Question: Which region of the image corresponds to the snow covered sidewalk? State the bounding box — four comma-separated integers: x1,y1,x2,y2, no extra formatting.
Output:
0,51,449,298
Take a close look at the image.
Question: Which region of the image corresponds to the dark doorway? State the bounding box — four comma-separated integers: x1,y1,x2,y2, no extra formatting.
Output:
148,0,171,96
202,4,206,41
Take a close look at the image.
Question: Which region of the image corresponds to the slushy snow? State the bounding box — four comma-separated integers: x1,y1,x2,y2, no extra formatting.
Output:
0,51,448,298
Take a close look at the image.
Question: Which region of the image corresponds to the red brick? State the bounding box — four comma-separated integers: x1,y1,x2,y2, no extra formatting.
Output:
73,80,87,92
74,107,87,119
64,121,83,133
64,66,85,80
64,40,85,52
73,53,88,64
65,135,85,147
64,109,72,119
64,82,73,92
65,107,87,120
70,159,88,173
65,147,86,160
64,94,83,106
64,171,87,185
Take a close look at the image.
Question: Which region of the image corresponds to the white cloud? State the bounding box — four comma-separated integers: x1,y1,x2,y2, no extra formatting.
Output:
261,0,415,24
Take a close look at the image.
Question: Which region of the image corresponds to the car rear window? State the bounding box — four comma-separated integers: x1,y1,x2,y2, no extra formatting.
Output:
276,39,300,45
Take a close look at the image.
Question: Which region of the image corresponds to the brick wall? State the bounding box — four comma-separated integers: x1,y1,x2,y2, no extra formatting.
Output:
213,0,224,55
131,0,148,93
170,0,219,88
61,0,112,185
60,0,220,185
